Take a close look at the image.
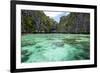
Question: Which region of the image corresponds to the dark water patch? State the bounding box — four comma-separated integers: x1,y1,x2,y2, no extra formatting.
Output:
21,49,28,55
21,49,32,62
36,48,44,52
21,56,29,62
78,35,90,38
78,52,90,59
47,38,53,40
53,42,64,47
33,48,46,54
71,41,90,60
62,38,90,60
74,41,90,53
21,40,37,47
63,38,79,44
35,45,42,48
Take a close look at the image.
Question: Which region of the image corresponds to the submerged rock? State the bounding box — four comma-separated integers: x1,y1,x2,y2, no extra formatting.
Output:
21,55,29,62
21,50,32,62
21,40,36,47
53,42,64,47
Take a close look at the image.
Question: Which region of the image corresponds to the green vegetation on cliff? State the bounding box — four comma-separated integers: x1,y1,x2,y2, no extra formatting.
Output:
21,10,90,34
21,10,57,33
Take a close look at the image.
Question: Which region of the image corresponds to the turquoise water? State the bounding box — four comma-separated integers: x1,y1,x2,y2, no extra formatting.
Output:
21,34,90,63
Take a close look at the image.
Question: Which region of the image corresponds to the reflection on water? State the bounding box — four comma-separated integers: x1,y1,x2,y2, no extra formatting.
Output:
21,34,90,63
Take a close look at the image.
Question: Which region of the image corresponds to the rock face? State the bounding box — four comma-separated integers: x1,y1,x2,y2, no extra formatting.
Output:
21,10,57,33
21,10,90,34
58,13,90,33
21,10,46,33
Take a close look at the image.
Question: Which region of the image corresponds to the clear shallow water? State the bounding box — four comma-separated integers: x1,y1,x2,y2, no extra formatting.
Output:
21,34,90,63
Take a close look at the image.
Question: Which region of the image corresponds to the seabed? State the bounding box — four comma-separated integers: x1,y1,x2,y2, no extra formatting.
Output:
21,34,90,63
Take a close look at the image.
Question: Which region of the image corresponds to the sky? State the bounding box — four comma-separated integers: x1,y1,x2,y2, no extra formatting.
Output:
44,11,70,23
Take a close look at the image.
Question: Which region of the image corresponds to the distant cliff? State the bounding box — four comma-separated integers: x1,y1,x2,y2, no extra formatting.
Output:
57,13,90,33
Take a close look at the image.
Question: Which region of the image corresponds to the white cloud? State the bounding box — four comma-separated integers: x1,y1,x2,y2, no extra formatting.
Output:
64,12,70,16
43,11,70,22
44,11,63,18
44,11,70,18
